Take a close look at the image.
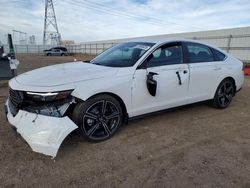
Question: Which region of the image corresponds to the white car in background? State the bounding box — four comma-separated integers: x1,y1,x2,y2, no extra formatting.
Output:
5,39,244,157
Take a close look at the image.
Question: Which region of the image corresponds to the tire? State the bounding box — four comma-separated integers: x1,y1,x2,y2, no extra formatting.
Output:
72,94,123,142
61,53,65,56
212,79,235,109
47,53,51,56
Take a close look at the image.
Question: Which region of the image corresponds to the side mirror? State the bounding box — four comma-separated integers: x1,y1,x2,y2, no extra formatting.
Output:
146,72,158,96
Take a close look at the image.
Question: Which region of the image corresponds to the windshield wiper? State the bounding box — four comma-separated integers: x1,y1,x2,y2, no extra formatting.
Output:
93,62,101,65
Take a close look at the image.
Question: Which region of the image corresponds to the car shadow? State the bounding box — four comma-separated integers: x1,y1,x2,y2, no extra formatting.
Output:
127,100,212,125
60,100,212,154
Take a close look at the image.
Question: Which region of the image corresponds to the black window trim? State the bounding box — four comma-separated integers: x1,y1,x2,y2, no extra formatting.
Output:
137,41,187,69
211,48,227,62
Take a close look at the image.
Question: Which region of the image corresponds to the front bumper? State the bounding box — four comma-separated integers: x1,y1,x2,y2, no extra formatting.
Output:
5,98,78,158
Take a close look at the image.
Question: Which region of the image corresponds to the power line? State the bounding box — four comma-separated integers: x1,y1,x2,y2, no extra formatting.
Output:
61,0,202,30
81,0,187,27
13,30,27,45
0,0,28,6
61,0,171,29
1,0,26,3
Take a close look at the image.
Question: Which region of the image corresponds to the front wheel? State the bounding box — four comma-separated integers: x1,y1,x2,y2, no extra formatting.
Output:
72,94,123,142
212,79,235,109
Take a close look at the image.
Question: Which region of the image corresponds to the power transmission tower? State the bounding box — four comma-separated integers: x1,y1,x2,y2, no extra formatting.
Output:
43,0,61,45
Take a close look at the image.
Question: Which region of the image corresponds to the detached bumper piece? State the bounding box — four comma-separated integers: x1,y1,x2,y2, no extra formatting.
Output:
5,99,78,158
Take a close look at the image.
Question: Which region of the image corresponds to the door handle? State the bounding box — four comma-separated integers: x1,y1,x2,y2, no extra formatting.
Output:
176,71,182,85
183,70,188,74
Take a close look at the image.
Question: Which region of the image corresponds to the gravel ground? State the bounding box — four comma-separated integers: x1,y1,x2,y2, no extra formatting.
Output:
0,55,250,188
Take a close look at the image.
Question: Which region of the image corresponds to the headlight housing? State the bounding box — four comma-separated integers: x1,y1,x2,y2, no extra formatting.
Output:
26,90,73,102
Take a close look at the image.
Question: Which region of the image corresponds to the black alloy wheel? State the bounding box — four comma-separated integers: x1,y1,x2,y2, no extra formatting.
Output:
213,79,235,109
72,94,123,141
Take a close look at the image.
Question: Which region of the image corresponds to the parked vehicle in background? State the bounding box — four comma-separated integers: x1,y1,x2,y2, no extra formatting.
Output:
43,47,68,56
5,39,244,157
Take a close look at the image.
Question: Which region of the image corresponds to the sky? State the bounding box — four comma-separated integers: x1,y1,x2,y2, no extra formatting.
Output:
0,0,250,44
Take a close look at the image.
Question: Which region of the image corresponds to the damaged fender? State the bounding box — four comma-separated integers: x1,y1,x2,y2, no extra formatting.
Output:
6,99,78,158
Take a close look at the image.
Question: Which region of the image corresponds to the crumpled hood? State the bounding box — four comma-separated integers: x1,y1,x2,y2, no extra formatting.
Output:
15,61,118,87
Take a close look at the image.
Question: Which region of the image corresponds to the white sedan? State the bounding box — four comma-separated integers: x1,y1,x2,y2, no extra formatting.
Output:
5,39,244,157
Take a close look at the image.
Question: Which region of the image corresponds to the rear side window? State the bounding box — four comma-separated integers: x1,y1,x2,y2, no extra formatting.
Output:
54,47,67,51
59,47,67,51
213,49,226,61
186,43,214,63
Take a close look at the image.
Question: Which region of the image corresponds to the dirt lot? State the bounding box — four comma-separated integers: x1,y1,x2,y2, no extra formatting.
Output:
0,55,250,188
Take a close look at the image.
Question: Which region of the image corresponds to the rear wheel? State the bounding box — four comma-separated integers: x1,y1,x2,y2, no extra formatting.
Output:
72,94,123,141
213,79,235,109
47,53,51,56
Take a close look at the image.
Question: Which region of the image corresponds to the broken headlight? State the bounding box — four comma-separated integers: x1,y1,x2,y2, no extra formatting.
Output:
26,90,73,102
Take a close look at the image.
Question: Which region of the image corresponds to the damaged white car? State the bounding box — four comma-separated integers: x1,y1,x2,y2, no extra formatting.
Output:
5,39,244,157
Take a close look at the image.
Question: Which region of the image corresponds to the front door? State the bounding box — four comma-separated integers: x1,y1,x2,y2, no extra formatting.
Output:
131,42,190,117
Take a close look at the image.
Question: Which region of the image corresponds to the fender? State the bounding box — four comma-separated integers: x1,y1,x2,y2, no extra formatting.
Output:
71,74,133,116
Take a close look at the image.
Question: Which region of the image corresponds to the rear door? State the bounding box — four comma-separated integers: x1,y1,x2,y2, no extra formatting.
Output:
184,42,224,102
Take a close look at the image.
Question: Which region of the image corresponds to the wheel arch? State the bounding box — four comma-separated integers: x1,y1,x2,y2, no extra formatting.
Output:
222,76,236,91
214,76,236,97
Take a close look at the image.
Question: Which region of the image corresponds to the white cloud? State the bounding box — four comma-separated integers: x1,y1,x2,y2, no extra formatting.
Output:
0,0,250,44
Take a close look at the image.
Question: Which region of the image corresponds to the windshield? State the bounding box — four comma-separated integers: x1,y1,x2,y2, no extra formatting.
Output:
91,42,155,67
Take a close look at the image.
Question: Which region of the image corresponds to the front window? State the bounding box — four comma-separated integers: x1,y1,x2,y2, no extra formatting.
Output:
91,42,155,67
147,44,183,67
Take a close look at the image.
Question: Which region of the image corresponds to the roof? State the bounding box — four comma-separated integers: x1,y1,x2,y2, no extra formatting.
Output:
126,37,215,47
124,38,226,54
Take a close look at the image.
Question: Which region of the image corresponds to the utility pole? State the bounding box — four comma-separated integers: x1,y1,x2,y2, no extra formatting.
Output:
43,0,61,45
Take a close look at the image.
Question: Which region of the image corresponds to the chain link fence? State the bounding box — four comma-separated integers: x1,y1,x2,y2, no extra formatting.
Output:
67,34,250,63
2,33,250,63
2,44,56,54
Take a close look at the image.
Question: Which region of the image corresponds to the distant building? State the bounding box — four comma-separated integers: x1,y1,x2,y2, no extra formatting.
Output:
74,26,250,63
